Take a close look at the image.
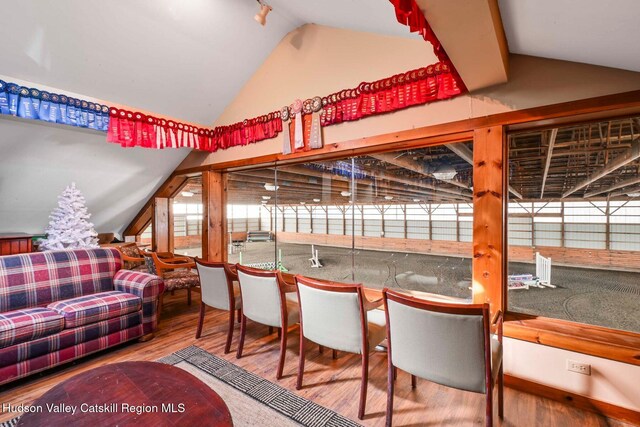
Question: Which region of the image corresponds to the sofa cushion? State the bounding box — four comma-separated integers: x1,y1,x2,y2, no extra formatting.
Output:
0,248,122,312
47,291,141,328
0,307,64,349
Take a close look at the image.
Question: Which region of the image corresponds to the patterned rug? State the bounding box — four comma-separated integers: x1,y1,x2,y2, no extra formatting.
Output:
1,345,360,427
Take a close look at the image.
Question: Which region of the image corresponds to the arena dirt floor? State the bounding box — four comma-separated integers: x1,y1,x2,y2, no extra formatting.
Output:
226,241,640,334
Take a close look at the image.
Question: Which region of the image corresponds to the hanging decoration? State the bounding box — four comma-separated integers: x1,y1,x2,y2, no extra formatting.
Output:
388,0,466,92
0,80,110,131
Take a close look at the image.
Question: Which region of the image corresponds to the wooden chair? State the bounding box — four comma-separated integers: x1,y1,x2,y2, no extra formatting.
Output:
194,259,242,353
115,243,147,272
382,288,504,427
145,252,200,313
294,275,386,420
235,265,299,380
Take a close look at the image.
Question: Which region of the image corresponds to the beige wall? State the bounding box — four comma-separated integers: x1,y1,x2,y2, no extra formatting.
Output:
178,24,640,170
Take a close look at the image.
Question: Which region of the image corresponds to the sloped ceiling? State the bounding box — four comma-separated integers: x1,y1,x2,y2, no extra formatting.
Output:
500,0,640,73
0,118,189,235
0,0,417,125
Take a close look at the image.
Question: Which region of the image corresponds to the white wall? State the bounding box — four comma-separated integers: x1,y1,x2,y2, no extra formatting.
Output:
0,117,189,236
504,337,640,412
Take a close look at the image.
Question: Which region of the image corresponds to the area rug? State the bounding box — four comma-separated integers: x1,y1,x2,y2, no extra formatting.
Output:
1,345,361,427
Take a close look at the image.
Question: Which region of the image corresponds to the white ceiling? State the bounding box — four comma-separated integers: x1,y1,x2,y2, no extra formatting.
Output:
0,117,189,236
500,0,640,73
0,0,415,126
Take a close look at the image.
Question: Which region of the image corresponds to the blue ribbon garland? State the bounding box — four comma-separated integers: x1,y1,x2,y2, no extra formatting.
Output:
0,79,109,132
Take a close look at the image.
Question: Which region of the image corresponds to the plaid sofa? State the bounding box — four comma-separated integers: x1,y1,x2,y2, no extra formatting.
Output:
0,248,163,385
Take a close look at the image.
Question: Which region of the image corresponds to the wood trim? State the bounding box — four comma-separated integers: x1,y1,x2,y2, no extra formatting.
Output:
504,312,640,366
202,170,224,262
472,126,506,318
384,287,487,316
152,197,169,252
504,374,640,425
174,90,640,175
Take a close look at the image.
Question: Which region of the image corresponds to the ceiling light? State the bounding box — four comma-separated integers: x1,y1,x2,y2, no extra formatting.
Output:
432,165,457,181
254,0,272,26
313,198,321,203
413,199,421,202
264,183,279,191
181,191,194,197
262,196,271,200
384,196,393,200
628,192,640,197
341,191,351,197
300,202,306,205
261,200,268,204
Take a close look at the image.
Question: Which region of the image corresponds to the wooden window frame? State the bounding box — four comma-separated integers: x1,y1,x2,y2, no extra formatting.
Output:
166,90,640,364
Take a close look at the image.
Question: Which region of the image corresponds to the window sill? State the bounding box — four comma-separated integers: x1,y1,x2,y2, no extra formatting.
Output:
504,312,640,366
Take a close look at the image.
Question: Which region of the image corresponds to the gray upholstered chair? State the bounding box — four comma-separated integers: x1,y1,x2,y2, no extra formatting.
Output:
235,265,300,379
194,259,242,354
294,275,386,420
382,288,503,427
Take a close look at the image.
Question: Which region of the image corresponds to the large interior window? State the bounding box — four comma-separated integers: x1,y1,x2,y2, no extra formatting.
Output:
172,174,203,257
225,142,474,299
508,117,640,333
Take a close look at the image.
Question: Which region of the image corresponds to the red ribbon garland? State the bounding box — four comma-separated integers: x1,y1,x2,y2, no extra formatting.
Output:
106,61,463,152
388,0,467,92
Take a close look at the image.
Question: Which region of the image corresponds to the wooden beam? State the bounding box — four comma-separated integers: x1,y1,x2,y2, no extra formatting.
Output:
562,137,640,198
446,142,523,199
472,126,505,318
202,171,225,262
583,175,640,198
152,198,170,252
540,128,558,199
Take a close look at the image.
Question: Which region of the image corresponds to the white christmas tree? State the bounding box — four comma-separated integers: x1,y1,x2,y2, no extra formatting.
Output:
39,183,99,251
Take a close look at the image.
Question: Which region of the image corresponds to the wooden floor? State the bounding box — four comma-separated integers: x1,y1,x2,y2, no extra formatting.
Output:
0,292,633,427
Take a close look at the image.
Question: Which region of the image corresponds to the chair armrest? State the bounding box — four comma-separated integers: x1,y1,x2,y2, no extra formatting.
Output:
114,270,164,335
155,256,196,271
120,252,145,263
492,309,504,342
364,296,384,311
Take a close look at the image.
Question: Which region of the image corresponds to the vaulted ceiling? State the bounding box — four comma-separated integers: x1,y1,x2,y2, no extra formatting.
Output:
1,0,639,236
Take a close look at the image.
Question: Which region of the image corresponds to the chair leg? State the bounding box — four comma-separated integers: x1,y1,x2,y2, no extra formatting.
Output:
236,314,247,359
486,380,494,427
296,330,305,390
195,302,206,339
386,361,395,427
187,287,192,306
411,374,416,389
224,307,235,354
277,327,282,338
237,308,241,323
276,324,288,380
332,349,338,359
498,364,504,419
358,352,369,420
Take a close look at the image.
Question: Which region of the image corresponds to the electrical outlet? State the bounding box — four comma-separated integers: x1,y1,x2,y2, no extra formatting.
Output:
567,359,591,375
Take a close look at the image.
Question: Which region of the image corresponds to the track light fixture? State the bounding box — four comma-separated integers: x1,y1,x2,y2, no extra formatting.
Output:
254,0,272,26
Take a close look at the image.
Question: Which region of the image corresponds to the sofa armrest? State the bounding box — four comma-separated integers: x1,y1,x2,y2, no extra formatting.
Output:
114,269,164,336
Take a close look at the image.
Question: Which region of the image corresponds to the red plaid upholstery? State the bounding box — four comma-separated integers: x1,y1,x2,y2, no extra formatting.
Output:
0,311,141,369
0,248,121,312
0,324,142,385
113,270,163,335
0,307,64,348
48,291,141,328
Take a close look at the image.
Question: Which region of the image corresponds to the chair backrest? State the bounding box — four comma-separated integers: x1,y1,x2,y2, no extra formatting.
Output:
195,259,234,311
295,275,365,354
236,265,284,327
0,248,121,312
383,288,490,394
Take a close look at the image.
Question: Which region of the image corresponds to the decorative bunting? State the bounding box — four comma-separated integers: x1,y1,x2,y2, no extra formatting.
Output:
0,79,110,131
388,0,467,92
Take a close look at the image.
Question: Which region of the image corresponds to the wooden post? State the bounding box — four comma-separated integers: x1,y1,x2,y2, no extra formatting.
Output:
152,198,170,253
168,199,175,253
202,171,225,262
473,126,506,317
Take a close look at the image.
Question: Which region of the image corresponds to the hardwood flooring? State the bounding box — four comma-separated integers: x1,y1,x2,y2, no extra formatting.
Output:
0,292,634,426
